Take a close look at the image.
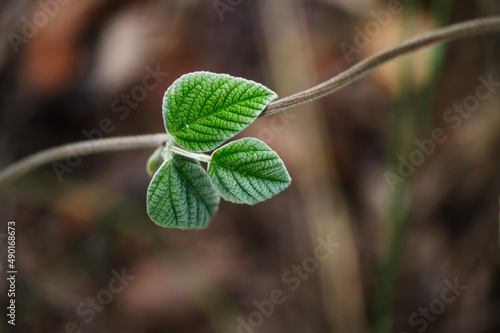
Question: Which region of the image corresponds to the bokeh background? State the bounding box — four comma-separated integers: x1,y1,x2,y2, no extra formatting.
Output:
1,0,500,332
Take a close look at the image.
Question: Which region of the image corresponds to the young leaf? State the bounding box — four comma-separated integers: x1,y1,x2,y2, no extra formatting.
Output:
163,72,277,152
208,138,291,204
147,155,220,229
146,145,164,177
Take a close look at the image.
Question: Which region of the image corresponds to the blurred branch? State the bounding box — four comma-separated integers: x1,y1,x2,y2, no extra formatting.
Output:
262,15,500,116
1,16,500,186
0,134,170,186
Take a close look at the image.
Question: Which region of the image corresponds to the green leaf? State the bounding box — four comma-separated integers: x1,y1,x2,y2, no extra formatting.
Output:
147,155,220,229
208,138,291,204
163,72,277,152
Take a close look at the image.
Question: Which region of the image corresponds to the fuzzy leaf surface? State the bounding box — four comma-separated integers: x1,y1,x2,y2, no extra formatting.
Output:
147,155,219,229
163,72,277,152
208,138,291,204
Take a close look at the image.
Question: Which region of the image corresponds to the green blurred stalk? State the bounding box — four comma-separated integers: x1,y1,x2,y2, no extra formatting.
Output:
372,3,418,332
372,1,453,332
416,0,454,133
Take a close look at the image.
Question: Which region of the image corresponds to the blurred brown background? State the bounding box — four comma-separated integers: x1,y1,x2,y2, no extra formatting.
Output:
0,0,499,332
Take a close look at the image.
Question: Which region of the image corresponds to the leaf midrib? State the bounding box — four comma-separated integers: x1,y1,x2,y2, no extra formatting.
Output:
210,160,288,183
170,82,269,137
172,159,215,217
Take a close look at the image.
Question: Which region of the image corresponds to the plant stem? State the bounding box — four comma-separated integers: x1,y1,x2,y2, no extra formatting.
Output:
261,15,500,116
168,146,212,163
0,134,171,186
1,16,500,186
